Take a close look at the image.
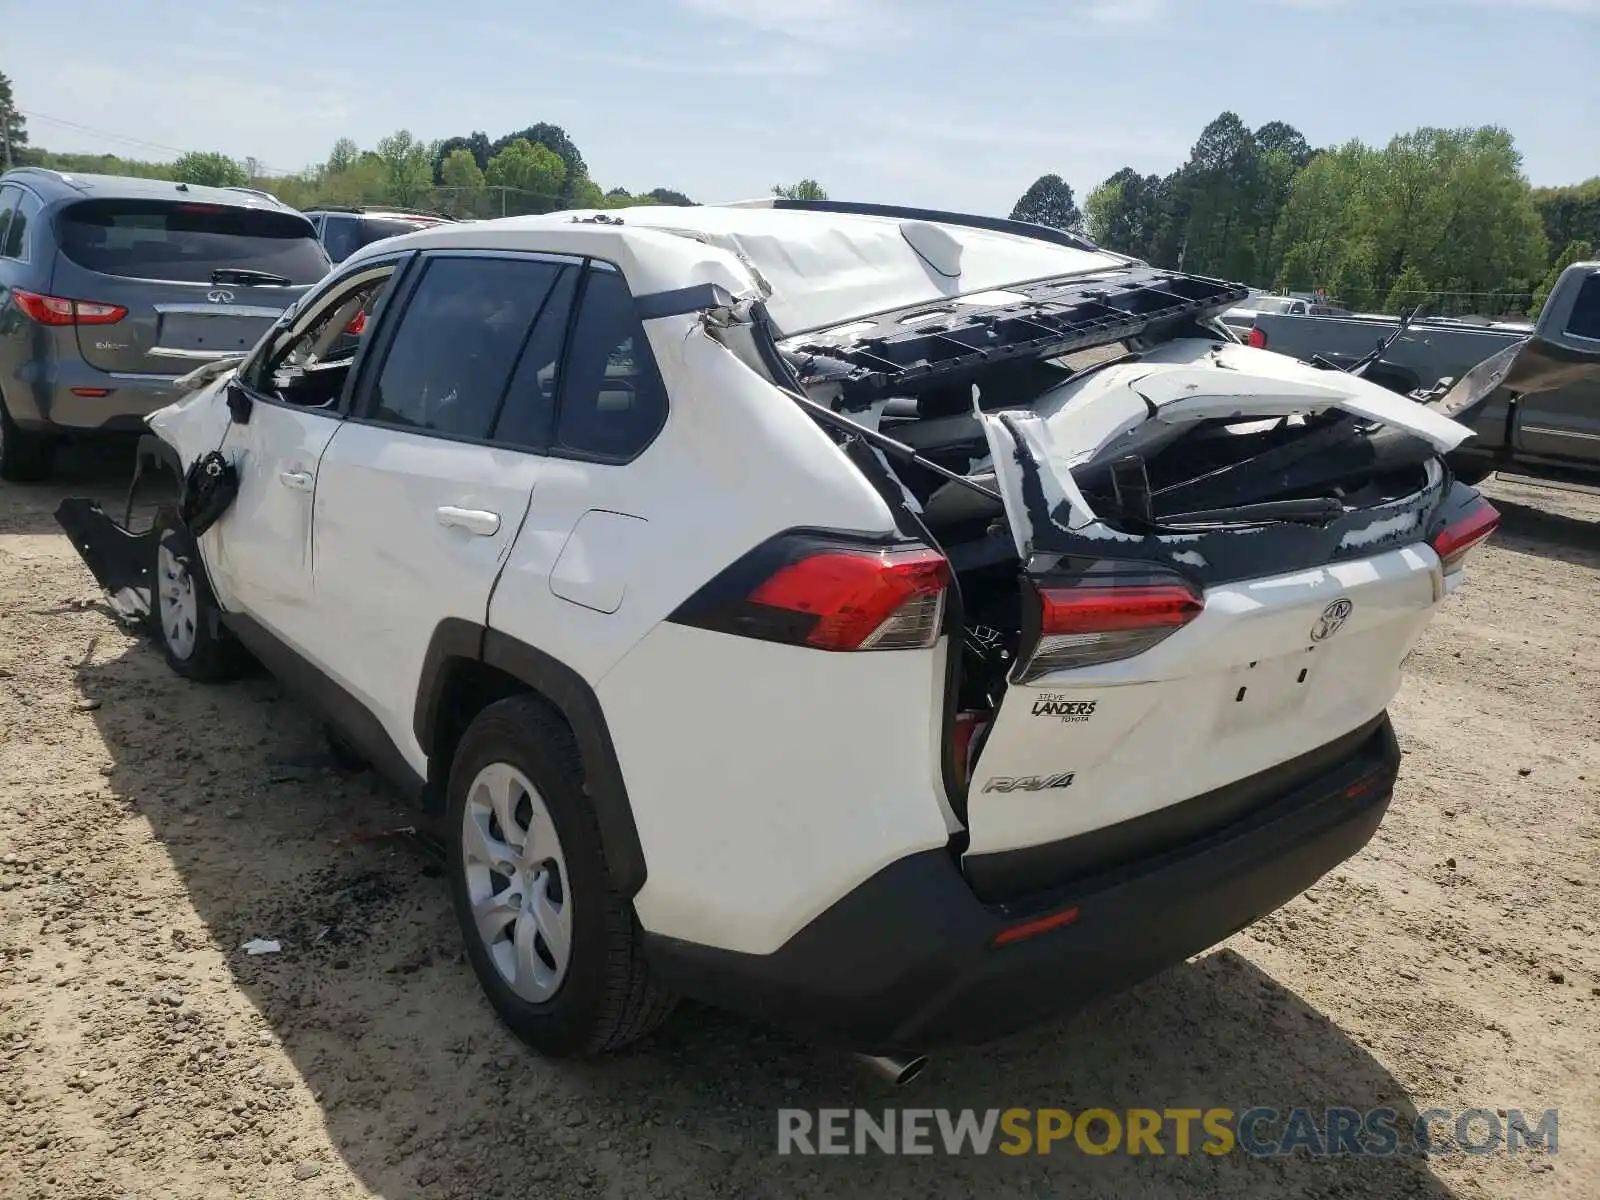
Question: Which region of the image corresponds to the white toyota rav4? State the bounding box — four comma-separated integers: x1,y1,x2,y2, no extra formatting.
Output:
59,199,1499,1064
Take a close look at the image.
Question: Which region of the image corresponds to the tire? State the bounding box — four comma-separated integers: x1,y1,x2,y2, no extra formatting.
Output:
154,521,249,682
0,395,57,484
447,695,676,1056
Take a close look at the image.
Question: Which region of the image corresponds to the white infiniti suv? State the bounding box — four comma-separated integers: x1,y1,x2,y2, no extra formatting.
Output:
57,199,1499,1059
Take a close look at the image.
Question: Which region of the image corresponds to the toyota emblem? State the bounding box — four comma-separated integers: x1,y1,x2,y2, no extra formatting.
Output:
1310,599,1354,642
207,289,235,304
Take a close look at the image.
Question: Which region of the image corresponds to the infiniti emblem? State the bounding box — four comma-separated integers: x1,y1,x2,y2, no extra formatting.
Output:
207,289,235,304
1310,598,1354,642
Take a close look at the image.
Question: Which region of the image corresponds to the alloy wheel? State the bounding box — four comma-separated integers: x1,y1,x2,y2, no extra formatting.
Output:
460,761,573,1002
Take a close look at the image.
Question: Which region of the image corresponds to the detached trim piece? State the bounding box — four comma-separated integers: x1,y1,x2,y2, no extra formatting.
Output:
785,267,1250,402
633,282,740,321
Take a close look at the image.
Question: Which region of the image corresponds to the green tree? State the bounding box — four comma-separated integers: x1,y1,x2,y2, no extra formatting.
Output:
1009,174,1083,232
1384,264,1431,314
439,147,484,190
1529,239,1595,318
0,71,28,168
1254,120,1313,170
567,177,605,209
171,151,249,188
490,124,585,199
485,138,567,199
375,130,434,207
325,137,360,175
646,187,695,206
433,131,492,181
1084,168,1163,258
773,179,828,200
1532,179,1600,267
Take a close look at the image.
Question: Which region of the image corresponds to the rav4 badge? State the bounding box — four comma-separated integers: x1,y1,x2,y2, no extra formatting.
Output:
982,773,1076,794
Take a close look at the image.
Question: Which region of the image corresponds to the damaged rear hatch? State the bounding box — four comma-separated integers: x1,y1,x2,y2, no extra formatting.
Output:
777,265,1484,893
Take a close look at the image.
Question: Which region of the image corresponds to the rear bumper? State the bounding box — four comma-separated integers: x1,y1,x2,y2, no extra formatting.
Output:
5,361,186,433
643,715,1399,1051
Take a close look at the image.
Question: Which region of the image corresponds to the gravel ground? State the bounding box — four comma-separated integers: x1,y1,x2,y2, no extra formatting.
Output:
1,444,1596,1200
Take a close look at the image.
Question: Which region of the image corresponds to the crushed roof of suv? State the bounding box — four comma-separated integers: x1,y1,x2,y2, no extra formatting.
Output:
340,199,1136,337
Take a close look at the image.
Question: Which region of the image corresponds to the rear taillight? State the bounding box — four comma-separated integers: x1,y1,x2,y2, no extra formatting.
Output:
1247,326,1268,349
13,289,128,327
1017,579,1204,682
345,310,367,336
1431,500,1500,574
670,535,950,652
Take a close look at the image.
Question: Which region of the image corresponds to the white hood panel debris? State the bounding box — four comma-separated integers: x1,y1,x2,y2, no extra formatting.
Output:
1010,340,1472,480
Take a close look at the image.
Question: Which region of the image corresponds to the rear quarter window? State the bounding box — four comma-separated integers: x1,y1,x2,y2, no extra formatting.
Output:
57,199,329,284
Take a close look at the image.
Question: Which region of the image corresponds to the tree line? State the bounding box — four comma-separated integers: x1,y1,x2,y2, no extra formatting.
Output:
1009,111,1600,320
5,69,1595,320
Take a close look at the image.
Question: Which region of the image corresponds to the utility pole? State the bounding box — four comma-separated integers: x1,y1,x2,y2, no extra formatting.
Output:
1,99,12,171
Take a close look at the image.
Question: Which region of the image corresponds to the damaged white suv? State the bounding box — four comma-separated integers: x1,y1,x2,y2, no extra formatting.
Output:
58,199,1500,1062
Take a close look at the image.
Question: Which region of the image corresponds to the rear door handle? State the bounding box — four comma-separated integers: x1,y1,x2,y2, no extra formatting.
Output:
279,470,313,492
436,506,501,536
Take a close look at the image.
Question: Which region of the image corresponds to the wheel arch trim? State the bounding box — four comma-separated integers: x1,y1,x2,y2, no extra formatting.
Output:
415,620,648,898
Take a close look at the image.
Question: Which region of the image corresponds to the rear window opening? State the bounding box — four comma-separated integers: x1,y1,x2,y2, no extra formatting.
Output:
57,199,328,285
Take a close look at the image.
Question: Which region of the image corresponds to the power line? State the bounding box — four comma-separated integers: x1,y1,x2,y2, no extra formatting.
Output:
18,108,301,177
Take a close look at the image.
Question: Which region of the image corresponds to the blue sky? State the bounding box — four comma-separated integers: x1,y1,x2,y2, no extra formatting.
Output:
7,0,1598,213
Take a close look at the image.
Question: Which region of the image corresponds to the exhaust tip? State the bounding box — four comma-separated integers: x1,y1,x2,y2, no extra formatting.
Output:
853,1052,929,1087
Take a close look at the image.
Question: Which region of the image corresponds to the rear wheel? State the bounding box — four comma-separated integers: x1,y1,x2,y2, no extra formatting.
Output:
447,696,675,1056
0,396,57,483
155,521,249,682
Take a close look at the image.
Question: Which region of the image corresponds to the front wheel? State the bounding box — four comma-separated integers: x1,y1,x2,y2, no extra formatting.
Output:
447,695,675,1056
155,522,249,682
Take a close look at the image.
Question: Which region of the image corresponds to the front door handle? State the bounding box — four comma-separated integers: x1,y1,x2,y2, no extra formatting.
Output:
279,470,313,492
436,506,501,536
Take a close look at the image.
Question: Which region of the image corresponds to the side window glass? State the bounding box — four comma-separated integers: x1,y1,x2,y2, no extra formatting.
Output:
321,216,359,263
258,266,399,409
491,267,578,449
1564,275,1600,342
368,256,564,441
0,187,18,258
553,268,669,461
3,192,41,261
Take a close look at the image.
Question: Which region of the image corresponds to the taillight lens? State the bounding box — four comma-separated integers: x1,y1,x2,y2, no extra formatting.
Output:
749,548,948,650
671,536,950,652
1017,580,1204,682
1247,326,1268,349
13,289,128,327
345,309,367,336
1431,500,1500,574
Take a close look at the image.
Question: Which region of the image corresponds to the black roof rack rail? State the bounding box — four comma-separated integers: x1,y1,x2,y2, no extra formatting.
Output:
763,197,1115,257
782,266,1249,404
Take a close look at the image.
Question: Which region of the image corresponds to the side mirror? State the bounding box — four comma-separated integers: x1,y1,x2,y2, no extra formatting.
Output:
226,379,253,425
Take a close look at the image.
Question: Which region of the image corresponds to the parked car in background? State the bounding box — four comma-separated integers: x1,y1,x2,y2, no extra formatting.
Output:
0,168,330,482
1247,298,1535,396
1220,294,1348,339
57,199,1495,1063
303,206,455,264
1413,261,1600,489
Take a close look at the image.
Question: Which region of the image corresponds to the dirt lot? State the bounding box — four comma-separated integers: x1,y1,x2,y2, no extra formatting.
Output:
1,446,1596,1200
